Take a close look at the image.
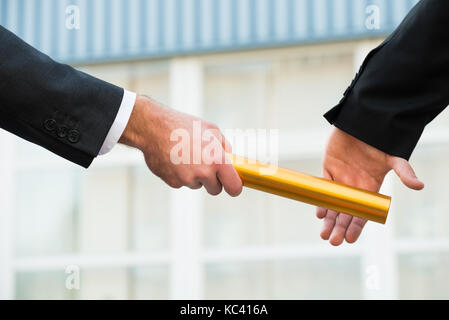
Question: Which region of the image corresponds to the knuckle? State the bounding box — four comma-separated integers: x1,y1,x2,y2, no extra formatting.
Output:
167,179,182,189
212,153,225,164
195,167,213,180
177,172,193,185
208,186,223,196
207,122,219,130
185,176,198,187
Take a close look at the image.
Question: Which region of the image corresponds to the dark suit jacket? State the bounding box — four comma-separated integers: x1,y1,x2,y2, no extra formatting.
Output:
0,26,124,168
325,0,449,160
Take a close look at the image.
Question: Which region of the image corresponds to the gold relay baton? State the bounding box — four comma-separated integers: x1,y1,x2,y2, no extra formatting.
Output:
228,154,391,224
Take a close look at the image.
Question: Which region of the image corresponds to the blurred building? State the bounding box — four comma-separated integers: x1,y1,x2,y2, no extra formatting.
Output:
2,0,449,300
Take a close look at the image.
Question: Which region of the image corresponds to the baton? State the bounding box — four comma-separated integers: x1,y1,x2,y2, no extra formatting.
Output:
228,154,391,224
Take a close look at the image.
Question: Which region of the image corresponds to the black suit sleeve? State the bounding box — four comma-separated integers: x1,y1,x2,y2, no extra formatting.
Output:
324,0,449,160
0,26,124,168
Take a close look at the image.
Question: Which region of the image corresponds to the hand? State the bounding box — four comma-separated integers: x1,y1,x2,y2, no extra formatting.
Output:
119,95,243,197
316,128,424,246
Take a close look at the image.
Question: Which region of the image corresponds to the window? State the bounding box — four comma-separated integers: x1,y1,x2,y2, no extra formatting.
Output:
2,43,449,300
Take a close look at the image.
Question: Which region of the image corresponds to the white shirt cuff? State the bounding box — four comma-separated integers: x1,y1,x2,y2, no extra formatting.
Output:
98,89,137,155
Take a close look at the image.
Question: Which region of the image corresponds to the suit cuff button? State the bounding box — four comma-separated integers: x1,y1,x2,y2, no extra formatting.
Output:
68,130,80,143
57,126,68,138
44,119,57,132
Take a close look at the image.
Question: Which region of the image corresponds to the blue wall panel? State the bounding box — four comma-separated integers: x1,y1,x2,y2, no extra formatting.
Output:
0,0,420,64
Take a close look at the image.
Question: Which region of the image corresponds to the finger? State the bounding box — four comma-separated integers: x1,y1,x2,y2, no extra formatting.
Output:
202,174,223,196
345,217,368,244
208,128,231,155
390,157,424,190
220,135,233,165
320,210,338,240
330,213,353,246
217,162,243,197
221,134,233,154
316,207,327,219
187,182,203,190
316,169,333,219
208,131,234,166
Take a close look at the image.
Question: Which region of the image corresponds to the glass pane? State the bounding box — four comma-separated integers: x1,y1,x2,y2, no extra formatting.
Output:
16,267,170,300
394,145,449,239
204,257,361,299
131,167,170,252
81,267,170,299
15,271,75,299
203,188,268,248
130,61,169,103
204,53,353,131
79,268,129,299
398,252,449,299
271,257,361,299
15,168,80,257
204,62,271,129
77,168,130,254
205,262,271,299
130,267,170,300
15,140,68,164
267,55,353,130
16,164,172,256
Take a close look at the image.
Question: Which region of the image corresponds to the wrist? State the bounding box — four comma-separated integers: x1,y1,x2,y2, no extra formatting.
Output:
119,95,151,151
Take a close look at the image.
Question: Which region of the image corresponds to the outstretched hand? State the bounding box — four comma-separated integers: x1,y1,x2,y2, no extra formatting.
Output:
316,128,424,246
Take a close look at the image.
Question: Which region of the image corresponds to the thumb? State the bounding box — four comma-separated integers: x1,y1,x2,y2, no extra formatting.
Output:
390,157,424,190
